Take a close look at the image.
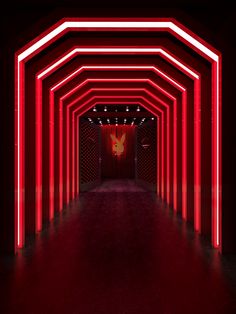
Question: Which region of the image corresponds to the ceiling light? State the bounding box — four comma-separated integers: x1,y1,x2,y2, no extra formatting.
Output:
137,106,140,112
93,106,97,112
104,106,107,112
126,106,129,111
151,117,154,120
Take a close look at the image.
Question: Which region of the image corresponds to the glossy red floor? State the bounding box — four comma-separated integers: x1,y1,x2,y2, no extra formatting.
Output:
1,180,236,314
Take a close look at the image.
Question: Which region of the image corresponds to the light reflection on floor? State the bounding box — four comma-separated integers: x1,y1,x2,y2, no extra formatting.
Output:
1,180,236,314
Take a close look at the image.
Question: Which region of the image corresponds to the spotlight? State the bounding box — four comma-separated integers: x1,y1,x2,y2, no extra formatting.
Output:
126,106,129,112
142,118,145,121
93,106,97,112
151,117,155,120
116,123,118,126
124,119,127,122
136,106,140,112
104,106,107,112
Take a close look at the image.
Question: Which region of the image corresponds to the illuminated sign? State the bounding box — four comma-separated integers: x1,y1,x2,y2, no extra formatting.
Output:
110,133,126,156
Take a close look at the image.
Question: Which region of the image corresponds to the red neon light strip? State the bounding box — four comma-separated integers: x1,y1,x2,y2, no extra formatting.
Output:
15,61,25,248
59,99,63,211
166,107,170,203
35,79,43,232
49,91,54,220
157,117,160,196
72,114,75,199
66,106,70,204
194,79,201,231
182,91,187,220
173,100,177,211
212,61,222,247
40,48,199,82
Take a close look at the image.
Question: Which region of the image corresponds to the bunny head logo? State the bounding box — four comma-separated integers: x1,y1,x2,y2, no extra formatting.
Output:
110,133,126,156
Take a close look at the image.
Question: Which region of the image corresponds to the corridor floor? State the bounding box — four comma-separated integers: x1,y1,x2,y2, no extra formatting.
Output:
1,180,236,314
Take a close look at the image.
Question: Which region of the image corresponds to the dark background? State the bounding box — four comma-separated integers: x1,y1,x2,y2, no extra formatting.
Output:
1,0,235,253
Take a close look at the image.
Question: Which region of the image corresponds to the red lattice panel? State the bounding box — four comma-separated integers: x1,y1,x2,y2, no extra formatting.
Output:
80,119,100,191
136,120,157,190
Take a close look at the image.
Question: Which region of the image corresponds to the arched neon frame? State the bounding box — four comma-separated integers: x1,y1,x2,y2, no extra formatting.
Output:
15,19,221,250
73,100,161,195
62,80,175,202
72,96,163,201
36,65,185,234
42,51,200,225
44,65,187,224
66,86,171,201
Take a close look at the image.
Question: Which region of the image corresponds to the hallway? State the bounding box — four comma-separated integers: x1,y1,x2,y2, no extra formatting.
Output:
1,181,236,314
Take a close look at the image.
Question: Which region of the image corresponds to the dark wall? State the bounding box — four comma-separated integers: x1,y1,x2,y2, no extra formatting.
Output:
101,125,135,179
136,120,157,191
0,2,235,253
79,119,100,191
